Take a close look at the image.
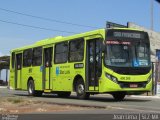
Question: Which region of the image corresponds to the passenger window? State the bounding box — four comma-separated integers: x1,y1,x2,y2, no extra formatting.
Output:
55,42,68,64
69,39,84,62
44,47,53,67
32,47,42,66
23,49,32,67
16,53,22,70
11,52,15,69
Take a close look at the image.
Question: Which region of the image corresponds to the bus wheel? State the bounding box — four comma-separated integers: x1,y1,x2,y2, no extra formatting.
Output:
28,80,35,96
57,92,71,98
28,80,42,97
76,79,90,99
112,92,126,101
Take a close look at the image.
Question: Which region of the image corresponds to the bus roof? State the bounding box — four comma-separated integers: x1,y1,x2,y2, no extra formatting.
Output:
11,27,144,52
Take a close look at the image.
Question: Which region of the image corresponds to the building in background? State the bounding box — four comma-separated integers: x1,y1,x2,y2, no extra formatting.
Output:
0,56,10,85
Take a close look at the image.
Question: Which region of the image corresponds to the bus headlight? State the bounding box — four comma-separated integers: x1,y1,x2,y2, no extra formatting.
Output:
147,75,152,83
105,73,118,83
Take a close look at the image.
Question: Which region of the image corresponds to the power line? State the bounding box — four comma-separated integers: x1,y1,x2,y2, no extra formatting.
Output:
0,19,77,34
0,7,99,29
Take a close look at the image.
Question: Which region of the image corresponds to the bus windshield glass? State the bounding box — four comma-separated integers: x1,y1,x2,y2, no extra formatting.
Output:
105,30,150,68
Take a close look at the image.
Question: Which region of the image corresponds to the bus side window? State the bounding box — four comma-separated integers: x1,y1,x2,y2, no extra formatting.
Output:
44,48,52,67
23,49,32,67
32,47,42,66
11,52,15,69
16,54,22,70
55,42,68,64
96,40,102,77
69,38,84,62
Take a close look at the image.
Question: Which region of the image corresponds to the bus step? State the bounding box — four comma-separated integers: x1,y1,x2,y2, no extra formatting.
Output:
44,89,52,93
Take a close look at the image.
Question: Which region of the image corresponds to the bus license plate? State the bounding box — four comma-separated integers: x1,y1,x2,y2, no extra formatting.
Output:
130,84,138,88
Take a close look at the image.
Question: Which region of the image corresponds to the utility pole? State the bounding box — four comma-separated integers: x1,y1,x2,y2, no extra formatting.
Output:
151,0,154,30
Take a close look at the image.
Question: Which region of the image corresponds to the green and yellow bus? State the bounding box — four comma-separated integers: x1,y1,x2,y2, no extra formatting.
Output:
9,28,152,101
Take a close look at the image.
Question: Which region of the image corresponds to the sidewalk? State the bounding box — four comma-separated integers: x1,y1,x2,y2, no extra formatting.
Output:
130,95,160,99
0,86,7,88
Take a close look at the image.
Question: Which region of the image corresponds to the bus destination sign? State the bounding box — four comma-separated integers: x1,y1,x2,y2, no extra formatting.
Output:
113,32,144,39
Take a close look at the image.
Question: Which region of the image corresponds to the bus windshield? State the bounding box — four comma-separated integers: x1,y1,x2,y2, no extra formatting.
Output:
105,40,150,67
105,41,131,67
105,30,150,68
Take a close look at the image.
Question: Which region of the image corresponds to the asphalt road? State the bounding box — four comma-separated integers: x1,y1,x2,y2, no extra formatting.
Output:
1,87,160,114
0,88,160,120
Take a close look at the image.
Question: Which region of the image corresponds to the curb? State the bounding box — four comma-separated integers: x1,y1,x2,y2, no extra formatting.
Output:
130,95,160,99
0,86,7,88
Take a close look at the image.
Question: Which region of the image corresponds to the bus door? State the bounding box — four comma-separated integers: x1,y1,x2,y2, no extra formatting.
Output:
86,38,102,91
15,53,22,89
43,47,53,90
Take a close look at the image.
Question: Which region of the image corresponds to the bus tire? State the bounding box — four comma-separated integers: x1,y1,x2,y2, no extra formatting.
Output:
28,80,35,96
112,92,126,101
57,92,71,98
76,79,90,99
27,80,42,97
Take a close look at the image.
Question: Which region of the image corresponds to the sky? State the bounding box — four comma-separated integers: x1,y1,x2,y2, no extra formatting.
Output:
0,0,160,55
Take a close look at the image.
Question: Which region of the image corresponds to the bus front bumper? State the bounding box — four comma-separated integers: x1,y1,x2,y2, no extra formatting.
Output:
99,78,152,94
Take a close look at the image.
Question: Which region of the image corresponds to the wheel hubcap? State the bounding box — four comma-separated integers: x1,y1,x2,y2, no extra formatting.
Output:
78,84,84,95
29,83,33,94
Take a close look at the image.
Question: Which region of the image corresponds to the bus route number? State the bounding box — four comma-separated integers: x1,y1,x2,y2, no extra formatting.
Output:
120,77,130,81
